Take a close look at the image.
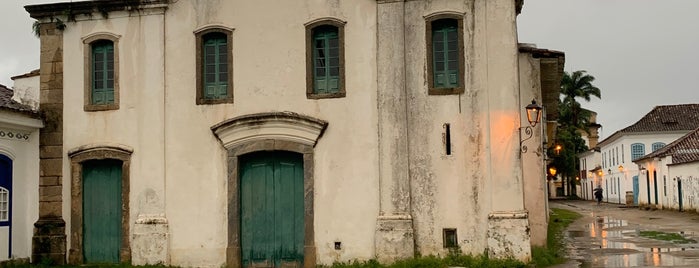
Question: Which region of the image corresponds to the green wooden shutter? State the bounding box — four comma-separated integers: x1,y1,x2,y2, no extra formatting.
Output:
432,20,459,88
203,34,229,100
92,42,114,104
313,26,340,94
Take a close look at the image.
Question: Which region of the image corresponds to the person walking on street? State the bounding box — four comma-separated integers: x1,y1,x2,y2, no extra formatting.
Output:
594,185,603,204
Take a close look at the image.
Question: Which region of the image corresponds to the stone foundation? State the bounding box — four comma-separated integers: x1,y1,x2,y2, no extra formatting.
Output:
374,215,415,264
487,211,531,261
31,218,66,265
132,214,169,265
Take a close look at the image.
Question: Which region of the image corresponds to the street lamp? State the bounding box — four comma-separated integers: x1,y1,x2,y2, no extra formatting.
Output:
520,99,543,153
618,165,624,172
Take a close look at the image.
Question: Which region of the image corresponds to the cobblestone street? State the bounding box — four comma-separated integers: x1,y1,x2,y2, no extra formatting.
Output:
550,200,699,268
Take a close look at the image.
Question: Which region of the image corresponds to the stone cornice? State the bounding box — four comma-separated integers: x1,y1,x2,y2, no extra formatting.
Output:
212,112,328,150
25,0,168,19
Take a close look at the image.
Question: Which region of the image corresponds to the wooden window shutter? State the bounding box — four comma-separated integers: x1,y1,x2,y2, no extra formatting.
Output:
313,26,340,94
92,41,115,105
432,20,459,89
203,33,229,100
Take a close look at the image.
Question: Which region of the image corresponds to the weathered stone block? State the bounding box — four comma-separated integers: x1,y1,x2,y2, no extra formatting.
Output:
39,176,61,186
132,214,169,265
39,201,63,218
487,211,531,262
374,216,415,264
39,186,63,202
40,146,63,159
40,89,63,104
40,132,63,146
40,158,62,176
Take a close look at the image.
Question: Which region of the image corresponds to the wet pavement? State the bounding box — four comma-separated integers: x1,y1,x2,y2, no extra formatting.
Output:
550,200,699,268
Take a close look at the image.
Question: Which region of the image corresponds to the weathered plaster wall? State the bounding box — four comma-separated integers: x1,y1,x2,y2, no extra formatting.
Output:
42,0,532,265
0,113,42,261
402,0,529,259
163,1,379,266
59,9,168,265
667,163,699,211
518,53,547,247
11,75,40,111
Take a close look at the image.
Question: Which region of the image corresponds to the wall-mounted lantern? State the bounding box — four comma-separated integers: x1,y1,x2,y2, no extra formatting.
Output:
618,165,624,172
520,99,542,153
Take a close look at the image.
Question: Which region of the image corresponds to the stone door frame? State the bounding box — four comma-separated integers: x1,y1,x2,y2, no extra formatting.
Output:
67,144,133,264
211,112,327,268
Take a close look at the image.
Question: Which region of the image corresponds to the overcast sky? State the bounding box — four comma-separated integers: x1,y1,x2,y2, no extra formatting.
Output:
518,0,699,139
1,1,698,138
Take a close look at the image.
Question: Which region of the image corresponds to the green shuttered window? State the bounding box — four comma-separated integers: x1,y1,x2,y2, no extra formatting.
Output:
432,19,459,89
203,33,229,100
312,26,340,94
91,41,115,105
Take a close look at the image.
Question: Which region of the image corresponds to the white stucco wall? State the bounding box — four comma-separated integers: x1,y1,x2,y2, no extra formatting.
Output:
0,111,42,261
50,0,529,266
666,162,699,211
598,133,687,205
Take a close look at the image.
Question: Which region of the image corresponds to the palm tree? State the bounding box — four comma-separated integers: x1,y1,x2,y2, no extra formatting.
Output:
555,70,601,197
560,70,601,130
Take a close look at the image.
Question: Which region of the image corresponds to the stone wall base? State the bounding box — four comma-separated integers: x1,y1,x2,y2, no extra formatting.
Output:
31,218,66,265
374,215,415,264
132,214,169,265
487,211,531,262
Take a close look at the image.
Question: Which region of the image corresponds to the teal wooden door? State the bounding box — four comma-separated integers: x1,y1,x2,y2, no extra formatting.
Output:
241,152,304,268
83,159,122,263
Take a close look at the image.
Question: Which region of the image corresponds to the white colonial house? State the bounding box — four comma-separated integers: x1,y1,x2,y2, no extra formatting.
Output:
634,128,699,210
24,0,557,267
581,104,699,206
0,71,43,263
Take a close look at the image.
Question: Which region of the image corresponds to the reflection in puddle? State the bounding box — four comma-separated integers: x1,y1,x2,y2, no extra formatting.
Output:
566,216,699,267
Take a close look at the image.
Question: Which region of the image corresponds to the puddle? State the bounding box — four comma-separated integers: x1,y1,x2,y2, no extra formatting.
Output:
565,216,699,267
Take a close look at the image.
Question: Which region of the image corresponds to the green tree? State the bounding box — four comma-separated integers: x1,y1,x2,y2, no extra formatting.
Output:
552,70,601,197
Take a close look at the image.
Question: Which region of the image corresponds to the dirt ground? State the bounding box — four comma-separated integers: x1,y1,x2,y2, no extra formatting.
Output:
549,200,699,268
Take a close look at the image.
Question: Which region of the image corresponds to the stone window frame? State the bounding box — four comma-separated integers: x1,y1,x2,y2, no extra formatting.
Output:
425,13,465,95
82,32,121,111
211,112,328,268
305,18,347,99
67,144,133,264
194,25,235,105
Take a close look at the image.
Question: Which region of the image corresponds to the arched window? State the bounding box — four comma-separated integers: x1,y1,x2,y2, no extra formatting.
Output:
305,18,346,99
195,26,234,105
652,142,666,152
631,143,645,161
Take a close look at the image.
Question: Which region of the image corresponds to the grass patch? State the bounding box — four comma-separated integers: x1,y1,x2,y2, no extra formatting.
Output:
322,253,526,268
530,207,581,267
639,231,697,244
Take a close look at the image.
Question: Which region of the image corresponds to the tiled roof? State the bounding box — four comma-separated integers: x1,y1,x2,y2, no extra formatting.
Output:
0,84,36,114
598,104,699,147
635,128,699,165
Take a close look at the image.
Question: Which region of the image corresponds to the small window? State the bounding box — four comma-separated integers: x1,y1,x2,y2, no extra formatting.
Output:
306,19,346,99
652,142,666,152
443,228,458,248
83,33,120,111
195,27,234,105
426,15,465,95
0,187,7,222
631,143,645,161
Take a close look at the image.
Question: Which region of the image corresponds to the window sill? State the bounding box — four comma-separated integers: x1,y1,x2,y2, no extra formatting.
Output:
196,98,234,105
428,87,464,95
306,92,346,99
84,104,119,112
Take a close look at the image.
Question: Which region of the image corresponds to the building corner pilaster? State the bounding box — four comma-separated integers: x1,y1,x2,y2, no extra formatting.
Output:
32,22,66,265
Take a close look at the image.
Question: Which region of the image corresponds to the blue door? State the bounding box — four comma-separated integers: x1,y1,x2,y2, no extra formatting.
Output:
632,176,639,205
0,155,12,259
